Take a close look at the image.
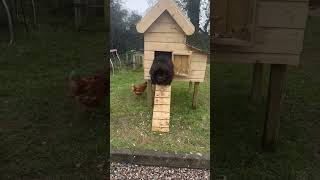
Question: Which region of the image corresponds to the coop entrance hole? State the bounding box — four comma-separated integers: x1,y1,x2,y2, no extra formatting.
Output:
155,51,172,60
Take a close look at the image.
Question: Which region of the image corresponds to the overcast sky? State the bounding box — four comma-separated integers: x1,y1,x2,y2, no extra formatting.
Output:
123,0,149,15
122,0,209,30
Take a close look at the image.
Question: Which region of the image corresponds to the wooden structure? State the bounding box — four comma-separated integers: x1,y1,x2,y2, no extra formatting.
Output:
136,0,208,132
213,0,309,150
152,85,171,132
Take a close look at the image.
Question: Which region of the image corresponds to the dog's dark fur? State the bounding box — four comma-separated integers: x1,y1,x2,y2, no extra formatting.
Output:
149,54,174,85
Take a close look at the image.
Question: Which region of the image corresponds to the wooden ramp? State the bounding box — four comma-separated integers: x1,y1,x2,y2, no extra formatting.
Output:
152,85,171,132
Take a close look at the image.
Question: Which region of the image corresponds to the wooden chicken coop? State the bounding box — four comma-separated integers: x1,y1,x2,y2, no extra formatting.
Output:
213,0,309,150
136,0,208,132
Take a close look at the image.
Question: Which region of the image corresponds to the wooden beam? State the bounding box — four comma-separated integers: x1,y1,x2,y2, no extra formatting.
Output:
262,64,287,151
188,81,193,93
249,63,264,107
152,85,171,132
147,80,153,108
192,82,200,109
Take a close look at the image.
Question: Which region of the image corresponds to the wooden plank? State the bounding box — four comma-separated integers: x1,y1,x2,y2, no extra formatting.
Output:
213,52,300,65
226,28,305,54
144,51,155,61
190,61,207,71
152,84,171,132
262,64,287,151
144,32,186,43
155,85,171,91
153,104,171,112
145,76,204,82
154,91,171,98
192,53,208,63
146,22,184,33
152,120,169,127
144,42,187,51
144,68,205,80
144,60,207,73
154,97,171,105
256,1,309,28
152,111,170,119
173,54,191,77
152,126,169,132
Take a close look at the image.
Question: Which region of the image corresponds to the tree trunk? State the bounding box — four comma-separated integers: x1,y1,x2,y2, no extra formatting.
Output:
186,0,201,31
2,0,14,45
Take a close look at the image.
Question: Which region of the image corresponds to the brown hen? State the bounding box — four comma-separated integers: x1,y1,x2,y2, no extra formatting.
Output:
131,81,148,95
69,70,108,107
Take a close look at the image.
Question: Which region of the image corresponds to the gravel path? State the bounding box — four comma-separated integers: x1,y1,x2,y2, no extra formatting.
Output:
110,162,210,180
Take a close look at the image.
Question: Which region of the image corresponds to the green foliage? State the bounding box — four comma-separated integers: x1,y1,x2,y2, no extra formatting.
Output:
110,0,143,53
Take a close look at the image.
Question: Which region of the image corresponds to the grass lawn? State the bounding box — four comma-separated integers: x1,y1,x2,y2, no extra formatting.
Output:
0,22,107,178
110,66,210,154
213,16,320,179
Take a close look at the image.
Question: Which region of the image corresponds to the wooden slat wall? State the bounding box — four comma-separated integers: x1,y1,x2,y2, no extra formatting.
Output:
225,28,305,54
143,10,207,82
214,0,309,65
143,51,207,82
144,33,186,43
256,1,309,28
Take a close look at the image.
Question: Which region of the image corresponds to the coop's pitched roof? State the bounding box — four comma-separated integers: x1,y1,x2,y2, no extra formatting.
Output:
136,0,195,35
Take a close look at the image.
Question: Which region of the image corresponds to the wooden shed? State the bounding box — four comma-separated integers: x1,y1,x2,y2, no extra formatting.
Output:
213,0,309,65
136,0,208,132
136,0,208,83
213,0,309,150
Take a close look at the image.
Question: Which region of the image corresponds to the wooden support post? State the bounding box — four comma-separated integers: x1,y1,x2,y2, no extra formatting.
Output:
249,63,264,106
262,64,287,151
188,81,193,93
192,82,200,109
147,80,153,108
132,54,136,70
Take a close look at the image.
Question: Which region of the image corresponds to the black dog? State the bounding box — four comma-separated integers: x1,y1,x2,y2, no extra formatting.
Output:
149,54,174,85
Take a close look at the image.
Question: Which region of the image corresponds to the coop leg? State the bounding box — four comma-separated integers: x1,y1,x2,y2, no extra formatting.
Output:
132,55,136,70
249,63,264,107
188,81,193,93
192,82,200,109
147,80,153,108
262,64,287,151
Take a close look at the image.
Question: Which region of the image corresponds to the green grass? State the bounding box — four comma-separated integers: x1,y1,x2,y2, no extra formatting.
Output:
110,66,210,154
0,22,107,178
213,16,320,179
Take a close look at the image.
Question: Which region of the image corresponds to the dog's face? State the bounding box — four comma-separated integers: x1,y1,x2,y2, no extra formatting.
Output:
149,54,174,85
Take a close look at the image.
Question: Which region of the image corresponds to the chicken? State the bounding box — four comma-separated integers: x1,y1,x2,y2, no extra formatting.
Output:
131,81,148,95
69,70,108,107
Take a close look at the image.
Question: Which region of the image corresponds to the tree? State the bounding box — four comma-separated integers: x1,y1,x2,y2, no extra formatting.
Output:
110,0,143,52
185,0,201,31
